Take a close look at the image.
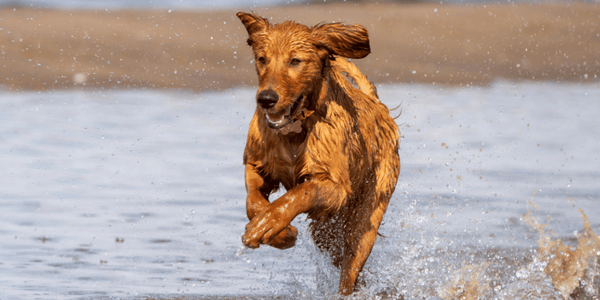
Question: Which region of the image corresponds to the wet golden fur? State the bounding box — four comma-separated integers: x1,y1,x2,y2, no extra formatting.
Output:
237,12,401,295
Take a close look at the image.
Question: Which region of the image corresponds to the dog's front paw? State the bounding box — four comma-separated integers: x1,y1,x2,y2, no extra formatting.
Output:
267,225,297,249
242,204,296,249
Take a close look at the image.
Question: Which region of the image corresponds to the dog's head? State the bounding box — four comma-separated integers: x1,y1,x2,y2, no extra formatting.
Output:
237,12,370,131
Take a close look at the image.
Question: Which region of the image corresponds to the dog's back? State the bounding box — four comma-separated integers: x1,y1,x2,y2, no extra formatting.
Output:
303,57,400,280
306,57,400,212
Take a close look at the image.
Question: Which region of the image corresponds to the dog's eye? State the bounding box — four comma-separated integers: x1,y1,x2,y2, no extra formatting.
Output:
290,58,301,66
257,57,266,65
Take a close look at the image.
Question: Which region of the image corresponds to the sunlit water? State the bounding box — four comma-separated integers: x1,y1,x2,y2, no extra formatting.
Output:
0,81,599,299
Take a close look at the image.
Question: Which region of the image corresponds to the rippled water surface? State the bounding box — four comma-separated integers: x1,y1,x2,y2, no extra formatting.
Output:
0,82,599,299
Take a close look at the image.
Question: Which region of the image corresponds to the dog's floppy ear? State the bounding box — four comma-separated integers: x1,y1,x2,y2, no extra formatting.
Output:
237,12,269,46
311,23,371,59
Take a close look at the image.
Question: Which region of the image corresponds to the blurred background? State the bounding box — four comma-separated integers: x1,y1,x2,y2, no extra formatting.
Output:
1,0,599,91
1,0,599,299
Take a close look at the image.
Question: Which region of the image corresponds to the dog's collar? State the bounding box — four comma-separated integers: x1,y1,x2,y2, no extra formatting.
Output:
278,73,327,135
278,119,302,135
278,109,313,135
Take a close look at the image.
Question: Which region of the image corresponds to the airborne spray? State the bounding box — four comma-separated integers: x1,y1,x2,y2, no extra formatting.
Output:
524,206,600,299
438,263,490,300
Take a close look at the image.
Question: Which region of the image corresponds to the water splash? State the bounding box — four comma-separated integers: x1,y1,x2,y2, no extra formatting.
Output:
524,207,600,299
500,256,561,300
345,198,600,300
438,263,490,300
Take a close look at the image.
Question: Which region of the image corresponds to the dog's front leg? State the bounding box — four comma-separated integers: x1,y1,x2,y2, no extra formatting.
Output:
243,180,344,249
245,163,297,249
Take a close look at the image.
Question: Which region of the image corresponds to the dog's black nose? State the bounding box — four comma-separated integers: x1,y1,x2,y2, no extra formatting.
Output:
257,90,279,109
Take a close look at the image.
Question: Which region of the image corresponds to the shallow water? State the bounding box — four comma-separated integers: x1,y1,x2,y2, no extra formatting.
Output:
0,81,599,299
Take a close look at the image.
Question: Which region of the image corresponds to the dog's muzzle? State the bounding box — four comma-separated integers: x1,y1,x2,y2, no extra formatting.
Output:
262,93,304,130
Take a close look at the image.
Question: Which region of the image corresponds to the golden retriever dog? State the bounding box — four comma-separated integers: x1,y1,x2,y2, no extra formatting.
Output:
237,12,401,295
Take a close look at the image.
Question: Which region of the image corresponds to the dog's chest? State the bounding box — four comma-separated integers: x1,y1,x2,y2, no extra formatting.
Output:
264,143,305,189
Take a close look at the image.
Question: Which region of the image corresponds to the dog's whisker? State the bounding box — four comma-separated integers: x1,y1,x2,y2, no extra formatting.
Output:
389,101,403,111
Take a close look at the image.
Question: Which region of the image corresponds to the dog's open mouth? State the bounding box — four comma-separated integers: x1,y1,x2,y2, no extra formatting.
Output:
265,94,304,130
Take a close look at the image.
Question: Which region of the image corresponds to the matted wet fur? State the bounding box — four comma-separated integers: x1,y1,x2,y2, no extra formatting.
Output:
237,12,401,295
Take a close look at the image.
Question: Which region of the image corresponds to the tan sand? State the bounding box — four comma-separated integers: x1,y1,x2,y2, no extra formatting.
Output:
0,3,598,91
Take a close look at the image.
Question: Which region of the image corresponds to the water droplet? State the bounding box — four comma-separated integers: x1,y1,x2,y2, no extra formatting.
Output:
73,73,87,84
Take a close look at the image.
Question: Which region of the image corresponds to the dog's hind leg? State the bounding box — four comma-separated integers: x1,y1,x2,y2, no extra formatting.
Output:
309,212,345,268
338,199,390,295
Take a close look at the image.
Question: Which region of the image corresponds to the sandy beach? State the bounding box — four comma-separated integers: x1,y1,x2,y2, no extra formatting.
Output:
1,2,599,91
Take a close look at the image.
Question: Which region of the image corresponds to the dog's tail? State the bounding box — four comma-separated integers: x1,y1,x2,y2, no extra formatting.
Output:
333,58,379,100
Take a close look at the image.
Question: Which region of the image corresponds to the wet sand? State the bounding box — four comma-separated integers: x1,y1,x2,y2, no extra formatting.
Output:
1,2,599,91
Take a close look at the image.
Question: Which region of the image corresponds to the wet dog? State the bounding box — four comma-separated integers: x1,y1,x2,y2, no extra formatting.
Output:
237,12,401,295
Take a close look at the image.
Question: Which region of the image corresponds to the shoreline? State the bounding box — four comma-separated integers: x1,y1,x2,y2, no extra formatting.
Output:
1,3,599,91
